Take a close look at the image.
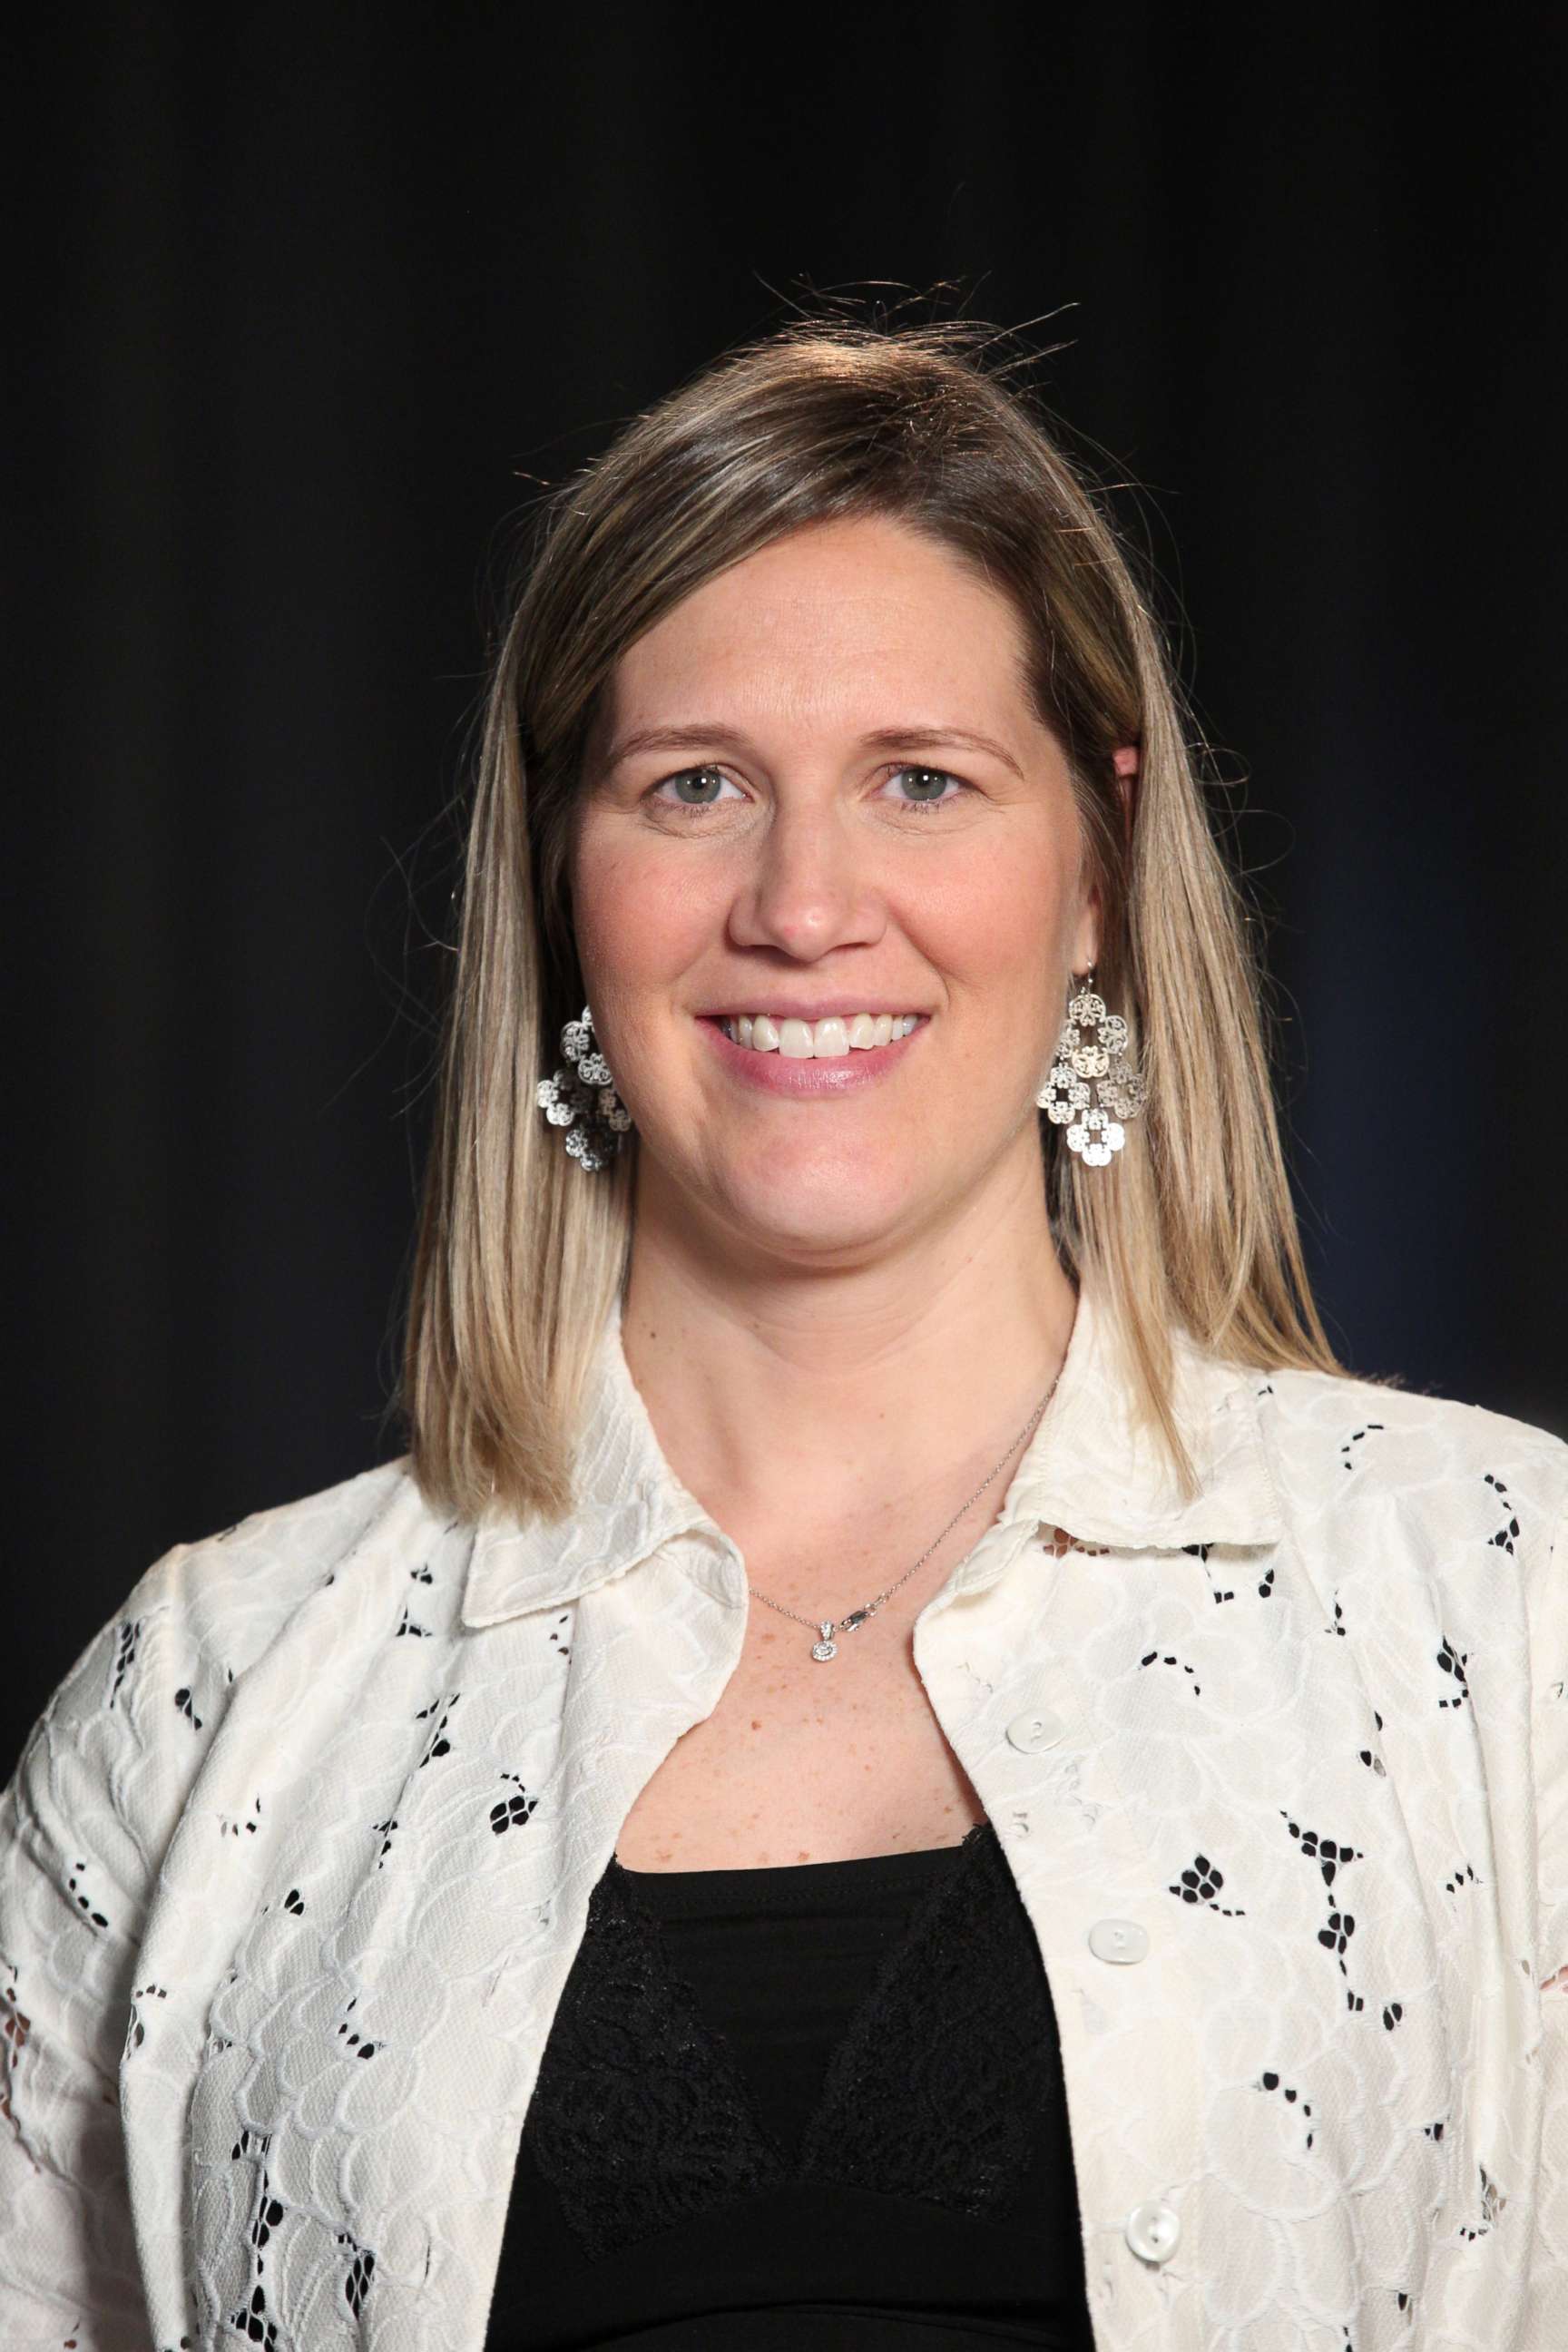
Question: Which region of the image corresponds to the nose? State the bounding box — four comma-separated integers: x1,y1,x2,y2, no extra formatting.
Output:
726,798,887,962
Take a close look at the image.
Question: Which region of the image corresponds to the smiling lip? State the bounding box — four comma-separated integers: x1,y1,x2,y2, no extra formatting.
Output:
694,1000,929,1021
698,1013,926,1094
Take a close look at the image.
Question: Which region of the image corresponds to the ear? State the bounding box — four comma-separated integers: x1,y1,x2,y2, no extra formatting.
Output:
1112,744,1139,847
1073,876,1104,980
1075,747,1140,972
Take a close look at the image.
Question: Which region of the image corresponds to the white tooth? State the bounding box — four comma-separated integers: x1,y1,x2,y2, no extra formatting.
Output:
899,1014,917,1036
848,1014,877,1049
751,1014,779,1051
739,1014,753,1047
874,1014,893,1046
779,1018,814,1058
812,1016,849,1057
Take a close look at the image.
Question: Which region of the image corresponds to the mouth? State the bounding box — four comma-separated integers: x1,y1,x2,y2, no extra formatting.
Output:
697,1011,927,1096
713,1012,925,1059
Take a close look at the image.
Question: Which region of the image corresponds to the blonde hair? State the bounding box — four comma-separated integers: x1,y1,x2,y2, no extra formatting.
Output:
397,313,1349,1524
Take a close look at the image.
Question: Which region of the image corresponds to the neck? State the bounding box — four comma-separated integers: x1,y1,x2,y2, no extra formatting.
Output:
620,1142,1077,1558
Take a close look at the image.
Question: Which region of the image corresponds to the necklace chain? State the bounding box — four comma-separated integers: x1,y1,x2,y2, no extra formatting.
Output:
748,1371,1061,1661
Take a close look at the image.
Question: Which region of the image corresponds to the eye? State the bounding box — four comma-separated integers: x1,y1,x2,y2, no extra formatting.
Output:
649,764,744,811
881,763,970,812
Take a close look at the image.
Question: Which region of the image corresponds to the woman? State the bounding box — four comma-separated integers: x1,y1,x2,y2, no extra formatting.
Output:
2,318,1563,2352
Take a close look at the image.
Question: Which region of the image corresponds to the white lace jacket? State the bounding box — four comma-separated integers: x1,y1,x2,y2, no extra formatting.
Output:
3,1281,1565,2351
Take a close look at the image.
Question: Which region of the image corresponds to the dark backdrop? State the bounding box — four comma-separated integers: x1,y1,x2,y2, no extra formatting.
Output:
10,5,1566,1779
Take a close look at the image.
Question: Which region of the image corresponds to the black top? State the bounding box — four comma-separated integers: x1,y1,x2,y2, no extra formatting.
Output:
487,1818,1096,2350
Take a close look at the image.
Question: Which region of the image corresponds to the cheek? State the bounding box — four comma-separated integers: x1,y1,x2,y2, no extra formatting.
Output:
569,828,707,989
904,836,1071,988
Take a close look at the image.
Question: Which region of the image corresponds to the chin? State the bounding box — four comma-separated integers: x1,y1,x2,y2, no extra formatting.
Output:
704,1142,927,1262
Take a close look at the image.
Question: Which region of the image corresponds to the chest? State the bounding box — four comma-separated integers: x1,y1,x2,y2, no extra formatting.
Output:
614,1575,987,1867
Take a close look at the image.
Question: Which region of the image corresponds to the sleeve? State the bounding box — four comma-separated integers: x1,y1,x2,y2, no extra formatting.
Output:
1525,1473,1568,2337
0,1544,202,2352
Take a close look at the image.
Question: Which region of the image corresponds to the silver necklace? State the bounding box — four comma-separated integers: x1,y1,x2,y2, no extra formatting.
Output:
749,1373,1061,1661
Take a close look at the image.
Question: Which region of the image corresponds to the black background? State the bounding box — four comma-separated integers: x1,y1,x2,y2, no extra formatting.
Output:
9,5,1566,1779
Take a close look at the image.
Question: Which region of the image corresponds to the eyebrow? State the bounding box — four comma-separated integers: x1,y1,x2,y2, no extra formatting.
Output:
600,721,1026,782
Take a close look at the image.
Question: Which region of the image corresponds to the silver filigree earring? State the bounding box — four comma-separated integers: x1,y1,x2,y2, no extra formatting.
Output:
1035,965,1147,1166
535,1004,633,1171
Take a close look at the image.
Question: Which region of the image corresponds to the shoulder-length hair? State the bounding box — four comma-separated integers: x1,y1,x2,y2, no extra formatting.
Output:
397,314,1348,1525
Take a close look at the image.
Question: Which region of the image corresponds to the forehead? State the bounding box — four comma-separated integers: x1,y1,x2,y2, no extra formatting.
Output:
603,514,1036,727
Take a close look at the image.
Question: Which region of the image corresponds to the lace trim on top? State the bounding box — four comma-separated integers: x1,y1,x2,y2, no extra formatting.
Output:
520,1820,1066,2259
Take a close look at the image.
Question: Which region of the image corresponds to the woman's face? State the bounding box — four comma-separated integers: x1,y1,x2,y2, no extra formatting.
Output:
569,512,1105,1264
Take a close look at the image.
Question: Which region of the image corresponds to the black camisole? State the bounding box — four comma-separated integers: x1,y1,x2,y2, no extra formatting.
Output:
487,1818,1096,2349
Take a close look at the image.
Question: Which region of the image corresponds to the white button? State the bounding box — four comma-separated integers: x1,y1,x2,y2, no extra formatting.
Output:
1087,1917,1150,1965
1123,2199,1181,2262
1005,1707,1065,1752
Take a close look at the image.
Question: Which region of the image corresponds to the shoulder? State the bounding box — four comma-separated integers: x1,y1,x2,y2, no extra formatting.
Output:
1244,1357,1568,1593
142,1454,446,1673
1252,1355,1567,1472
0,1456,456,2092
10,1456,447,1828
4,1461,456,1973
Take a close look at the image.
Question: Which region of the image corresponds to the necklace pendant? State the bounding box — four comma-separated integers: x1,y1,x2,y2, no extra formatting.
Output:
810,1621,838,1662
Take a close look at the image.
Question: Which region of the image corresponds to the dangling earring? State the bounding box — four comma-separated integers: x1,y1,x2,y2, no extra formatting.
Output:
1035,965,1147,1166
535,1004,633,1171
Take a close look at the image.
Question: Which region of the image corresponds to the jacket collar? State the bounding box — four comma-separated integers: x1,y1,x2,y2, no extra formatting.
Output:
460,1279,1283,1629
